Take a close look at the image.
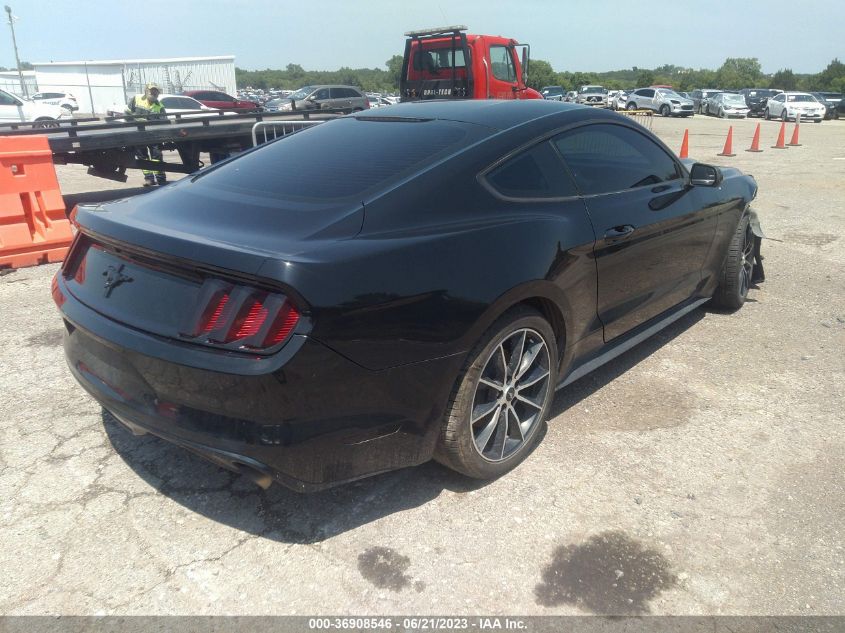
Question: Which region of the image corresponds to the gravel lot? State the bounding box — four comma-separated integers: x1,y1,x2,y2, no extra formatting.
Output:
1,113,843,616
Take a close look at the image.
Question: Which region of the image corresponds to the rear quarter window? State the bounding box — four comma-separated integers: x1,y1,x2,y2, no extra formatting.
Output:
485,142,578,199
199,117,479,201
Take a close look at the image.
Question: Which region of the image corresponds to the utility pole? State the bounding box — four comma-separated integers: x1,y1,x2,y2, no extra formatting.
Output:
4,4,28,97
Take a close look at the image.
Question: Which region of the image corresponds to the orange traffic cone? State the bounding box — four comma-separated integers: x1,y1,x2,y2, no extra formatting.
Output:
679,129,689,159
718,126,736,157
787,120,802,146
746,123,763,152
772,122,787,149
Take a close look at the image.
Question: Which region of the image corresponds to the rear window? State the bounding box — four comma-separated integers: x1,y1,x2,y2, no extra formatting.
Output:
199,117,476,201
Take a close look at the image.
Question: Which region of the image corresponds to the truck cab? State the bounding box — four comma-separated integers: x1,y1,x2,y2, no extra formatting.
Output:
400,26,541,102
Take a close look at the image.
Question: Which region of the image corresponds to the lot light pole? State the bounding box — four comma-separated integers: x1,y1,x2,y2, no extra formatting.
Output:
4,4,28,97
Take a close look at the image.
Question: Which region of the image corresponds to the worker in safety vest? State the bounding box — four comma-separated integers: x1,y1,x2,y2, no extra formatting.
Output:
126,82,167,186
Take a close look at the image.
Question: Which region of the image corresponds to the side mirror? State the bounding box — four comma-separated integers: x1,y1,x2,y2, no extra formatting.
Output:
689,163,722,187
306,95,316,102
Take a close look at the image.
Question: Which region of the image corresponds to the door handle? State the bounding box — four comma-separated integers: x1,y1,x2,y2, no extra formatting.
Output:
604,225,636,243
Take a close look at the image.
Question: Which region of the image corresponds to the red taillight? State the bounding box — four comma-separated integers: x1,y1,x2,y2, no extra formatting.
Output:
51,274,66,307
201,293,230,333
233,298,269,339
264,303,300,347
186,283,301,352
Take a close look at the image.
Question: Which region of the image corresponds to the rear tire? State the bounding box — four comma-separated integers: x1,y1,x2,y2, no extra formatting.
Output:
435,307,558,480
711,213,754,311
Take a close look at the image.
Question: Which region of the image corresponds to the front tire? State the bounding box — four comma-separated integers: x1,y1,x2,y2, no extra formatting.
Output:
626,101,637,111
711,213,755,310
33,117,59,128
435,308,558,480
781,109,788,122
719,107,727,118
660,104,671,117
764,108,771,120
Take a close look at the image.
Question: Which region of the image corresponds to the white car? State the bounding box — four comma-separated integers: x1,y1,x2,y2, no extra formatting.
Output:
107,94,227,118
31,91,78,112
0,88,65,123
764,92,826,123
368,96,394,109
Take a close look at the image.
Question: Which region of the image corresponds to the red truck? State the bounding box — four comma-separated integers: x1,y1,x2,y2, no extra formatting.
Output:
400,25,542,102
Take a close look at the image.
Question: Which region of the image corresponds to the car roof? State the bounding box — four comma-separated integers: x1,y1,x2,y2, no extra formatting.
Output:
353,99,615,131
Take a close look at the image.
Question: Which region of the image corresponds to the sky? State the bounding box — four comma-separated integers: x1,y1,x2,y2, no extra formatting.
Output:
3,0,843,74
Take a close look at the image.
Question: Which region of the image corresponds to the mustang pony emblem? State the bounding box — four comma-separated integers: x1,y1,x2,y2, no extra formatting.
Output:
102,264,133,297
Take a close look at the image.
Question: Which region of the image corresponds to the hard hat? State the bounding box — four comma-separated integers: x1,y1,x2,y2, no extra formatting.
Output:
146,82,161,92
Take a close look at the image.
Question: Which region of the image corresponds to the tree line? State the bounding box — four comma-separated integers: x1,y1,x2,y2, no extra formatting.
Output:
236,57,845,94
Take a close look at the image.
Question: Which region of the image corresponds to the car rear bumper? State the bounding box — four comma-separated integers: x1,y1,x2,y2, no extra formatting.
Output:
56,275,463,491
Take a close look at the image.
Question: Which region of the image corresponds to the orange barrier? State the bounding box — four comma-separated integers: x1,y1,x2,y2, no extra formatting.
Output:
787,121,802,147
679,129,689,159
0,135,73,270
772,122,787,149
718,126,736,157
746,123,763,152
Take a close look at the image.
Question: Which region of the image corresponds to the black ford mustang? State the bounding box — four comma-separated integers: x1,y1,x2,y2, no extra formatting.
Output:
54,101,762,491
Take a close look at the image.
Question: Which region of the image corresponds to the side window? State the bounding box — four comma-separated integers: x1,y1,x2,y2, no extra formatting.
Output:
490,45,516,83
315,88,331,100
0,91,19,106
638,89,655,98
486,141,578,199
553,124,681,195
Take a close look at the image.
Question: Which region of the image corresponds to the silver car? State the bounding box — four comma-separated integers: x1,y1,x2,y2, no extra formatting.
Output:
575,85,608,107
691,89,723,114
706,92,749,118
626,88,694,117
277,85,370,113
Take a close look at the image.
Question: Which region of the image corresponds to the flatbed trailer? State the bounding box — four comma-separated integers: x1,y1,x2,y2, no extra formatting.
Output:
0,109,340,182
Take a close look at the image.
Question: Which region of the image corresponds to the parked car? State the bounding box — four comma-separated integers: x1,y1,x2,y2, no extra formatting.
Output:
106,94,227,118
738,88,781,118
810,92,843,119
626,87,694,117
575,85,607,107
276,85,370,113
0,88,65,124
610,91,628,110
182,90,258,111
706,92,750,118
368,96,395,109
55,101,762,492
764,92,826,122
690,89,722,114
30,91,78,112
540,86,565,101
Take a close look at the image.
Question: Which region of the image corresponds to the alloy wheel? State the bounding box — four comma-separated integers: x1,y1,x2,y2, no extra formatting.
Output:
470,328,551,462
739,224,755,297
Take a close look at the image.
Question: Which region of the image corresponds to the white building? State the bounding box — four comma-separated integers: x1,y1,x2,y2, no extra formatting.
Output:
32,55,236,114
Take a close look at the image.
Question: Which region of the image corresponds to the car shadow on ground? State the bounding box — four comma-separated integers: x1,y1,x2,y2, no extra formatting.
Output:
103,307,706,544
549,307,705,417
